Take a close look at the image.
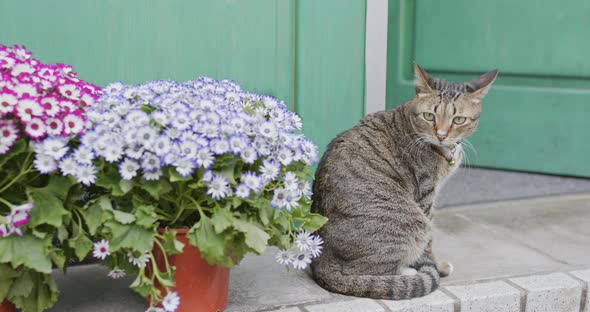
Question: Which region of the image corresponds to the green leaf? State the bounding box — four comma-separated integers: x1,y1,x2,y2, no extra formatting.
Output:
233,219,270,254
119,179,134,194
140,180,172,200
113,210,136,224
7,270,33,298
10,271,58,312
107,221,154,253
83,196,113,235
187,218,230,266
57,225,69,242
135,205,157,229
130,274,153,297
27,190,68,228
95,167,125,196
0,138,27,168
0,235,52,273
302,213,329,233
168,167,189,182
211,207,234,234
49,248,66,272
69,235,93,260
160,230,185,255
0,264,18,301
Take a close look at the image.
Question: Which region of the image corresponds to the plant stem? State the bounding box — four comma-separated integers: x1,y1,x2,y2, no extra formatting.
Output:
0,197,14,208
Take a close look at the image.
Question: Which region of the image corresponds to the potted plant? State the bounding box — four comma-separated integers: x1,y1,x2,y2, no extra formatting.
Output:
40,77,327,311
0,44,100,312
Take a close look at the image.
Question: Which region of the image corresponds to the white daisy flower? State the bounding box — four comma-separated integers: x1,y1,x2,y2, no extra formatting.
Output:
211,138,230,155
104,144,124,163
75,164,98,186
277,148,293,166
93,240,111,260
284,190,300,211
207,175,231,200
119,158,140,180
17,99,43,122
128,251,150,268
241,171,262,193
201,170,213,183
141,153,161,171
143,169,163,181
125,143,145,159
179,140,197,159
58,157,79,176
137,126,157,148
271,188,288,209
295,230,313,252
292,250,312,270
171,113,191,131
290,113,303,130
42,137,69,160
260,159,280,183
258,121,278,139
275,249,296,266
309,235,324,258
34,154,58,174
153,135,172,156
196,148,214,168
73,145,95,165
238,147,256,165
174,158,195,177
235,184,250,198
162,291,180,312
107,269,126,279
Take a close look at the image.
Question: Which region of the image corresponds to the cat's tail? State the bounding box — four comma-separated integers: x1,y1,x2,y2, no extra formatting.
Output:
312,256,440,300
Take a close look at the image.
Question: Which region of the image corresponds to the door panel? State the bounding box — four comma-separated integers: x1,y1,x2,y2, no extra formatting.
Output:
0,0,294,104
387,0,590,177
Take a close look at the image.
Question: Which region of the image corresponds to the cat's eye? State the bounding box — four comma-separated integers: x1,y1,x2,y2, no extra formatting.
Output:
453,116,467,125
423,112,435,121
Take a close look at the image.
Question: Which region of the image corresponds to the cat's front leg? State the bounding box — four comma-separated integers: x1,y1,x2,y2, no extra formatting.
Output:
425,240,453,277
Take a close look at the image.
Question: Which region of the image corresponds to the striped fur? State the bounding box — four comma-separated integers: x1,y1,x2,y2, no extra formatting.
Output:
311,63,497,300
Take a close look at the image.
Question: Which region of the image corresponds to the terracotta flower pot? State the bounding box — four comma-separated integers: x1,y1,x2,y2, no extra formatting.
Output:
150,228,230,312
0,300,15,312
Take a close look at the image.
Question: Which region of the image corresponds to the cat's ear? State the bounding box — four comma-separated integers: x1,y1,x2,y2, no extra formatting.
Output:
413,61,435,97
465,69,499,104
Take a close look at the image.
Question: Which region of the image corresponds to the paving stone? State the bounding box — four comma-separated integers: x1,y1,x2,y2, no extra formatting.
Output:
381,290,454,312
267,308,302,312
570,269,590,312
433,212,567,284
445,281,520,312
510,272,583,312
226,248,334,312
452,194,590,266
304,298,385,312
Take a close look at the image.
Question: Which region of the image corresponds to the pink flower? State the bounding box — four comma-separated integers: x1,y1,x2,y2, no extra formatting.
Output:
24,117,46,138
62,114,85,135
9,203,33,227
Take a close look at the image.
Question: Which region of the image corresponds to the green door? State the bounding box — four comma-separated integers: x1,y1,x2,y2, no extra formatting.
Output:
387,0,590,177
0,0,367,159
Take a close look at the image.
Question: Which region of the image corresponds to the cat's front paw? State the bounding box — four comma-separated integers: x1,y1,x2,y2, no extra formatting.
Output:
437,261,453,277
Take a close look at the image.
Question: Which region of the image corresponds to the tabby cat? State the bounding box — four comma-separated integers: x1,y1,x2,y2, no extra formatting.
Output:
310,62,498,299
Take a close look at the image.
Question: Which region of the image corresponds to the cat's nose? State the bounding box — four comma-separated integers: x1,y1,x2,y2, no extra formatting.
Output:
436,129,447,141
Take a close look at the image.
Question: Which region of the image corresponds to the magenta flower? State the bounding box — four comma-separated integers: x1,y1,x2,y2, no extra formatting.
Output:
0,44,101,155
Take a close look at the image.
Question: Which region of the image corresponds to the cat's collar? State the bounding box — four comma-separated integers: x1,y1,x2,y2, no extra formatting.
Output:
433,140,462,166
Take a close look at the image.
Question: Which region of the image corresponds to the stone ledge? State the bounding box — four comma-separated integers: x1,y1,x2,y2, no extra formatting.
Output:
263,270,590,312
